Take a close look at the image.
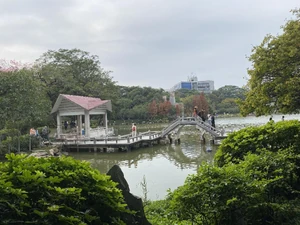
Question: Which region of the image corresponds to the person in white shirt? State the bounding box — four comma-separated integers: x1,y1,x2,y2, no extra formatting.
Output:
132,123,137,137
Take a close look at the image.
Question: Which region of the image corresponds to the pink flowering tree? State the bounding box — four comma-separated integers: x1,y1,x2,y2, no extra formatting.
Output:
0,59,32,72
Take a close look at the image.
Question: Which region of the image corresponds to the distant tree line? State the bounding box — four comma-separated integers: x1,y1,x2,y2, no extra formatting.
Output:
0,48,247,152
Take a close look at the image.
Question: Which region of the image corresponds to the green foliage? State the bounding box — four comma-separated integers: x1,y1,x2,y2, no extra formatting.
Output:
0,69,51,131
157,120,300,225
35,48,118,106
0,154,129,224
169,150,300,225
215,120,300,166
114,86,176,121
175,85,246,115
144,200,192,225
240,9,300,115
207,85,246,114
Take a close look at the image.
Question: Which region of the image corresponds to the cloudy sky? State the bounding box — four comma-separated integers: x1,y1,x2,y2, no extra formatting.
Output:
0,0,298,90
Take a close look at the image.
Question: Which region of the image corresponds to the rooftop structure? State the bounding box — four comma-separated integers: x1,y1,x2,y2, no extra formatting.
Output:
170,78,214,93
51,94,112,139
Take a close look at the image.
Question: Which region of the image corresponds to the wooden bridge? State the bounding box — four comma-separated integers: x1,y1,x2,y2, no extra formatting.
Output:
58,116,227,152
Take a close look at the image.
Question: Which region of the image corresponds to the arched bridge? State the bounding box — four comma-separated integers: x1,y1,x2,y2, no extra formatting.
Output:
59,116,227,152
161,116,226,140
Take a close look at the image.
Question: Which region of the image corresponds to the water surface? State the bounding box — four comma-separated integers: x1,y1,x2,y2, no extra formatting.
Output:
70,114,300,200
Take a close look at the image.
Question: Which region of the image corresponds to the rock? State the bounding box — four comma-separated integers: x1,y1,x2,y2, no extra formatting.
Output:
107,165,151,225
28,147,65,158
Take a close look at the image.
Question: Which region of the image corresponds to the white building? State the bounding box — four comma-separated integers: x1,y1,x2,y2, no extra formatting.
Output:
170,76,215,93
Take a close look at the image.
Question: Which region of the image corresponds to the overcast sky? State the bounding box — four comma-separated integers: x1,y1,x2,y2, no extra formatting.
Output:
0,0,298,90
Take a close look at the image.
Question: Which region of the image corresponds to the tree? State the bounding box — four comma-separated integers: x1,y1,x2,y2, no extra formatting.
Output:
0,69,51,152
35,49,118,106
194,93,209,113
218,98,240,114
181,95,194,116
175,104,181,116
0,69,50,129
0,59,32,72
239,9,300,116
148,100,158,118
158,101,172,116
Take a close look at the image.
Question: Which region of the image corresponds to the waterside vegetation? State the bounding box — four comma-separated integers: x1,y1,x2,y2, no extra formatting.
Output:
0,8,299,225
144,120,300,225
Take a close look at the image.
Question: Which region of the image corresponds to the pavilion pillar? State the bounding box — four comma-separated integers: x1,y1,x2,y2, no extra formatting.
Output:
104,112,108,135
84,110,90,138
77,115,82,137
57,112,61,138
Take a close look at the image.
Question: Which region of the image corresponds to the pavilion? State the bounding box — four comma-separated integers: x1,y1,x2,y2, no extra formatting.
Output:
51,94,112,139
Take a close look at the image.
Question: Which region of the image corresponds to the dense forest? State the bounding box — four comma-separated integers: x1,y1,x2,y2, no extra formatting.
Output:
0,49,245,153
0,49,246,132
113,84,246,123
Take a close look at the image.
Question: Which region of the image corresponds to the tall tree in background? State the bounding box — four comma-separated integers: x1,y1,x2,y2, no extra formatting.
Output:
239,9,300,116
0,68,51,151
181,95,194,116
0,65,50,131
175,104,181,116
193,93,209,115
35,48,118,106
148,100,158,118
158,101,172,116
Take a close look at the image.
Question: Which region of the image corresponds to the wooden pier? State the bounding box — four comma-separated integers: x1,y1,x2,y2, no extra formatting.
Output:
55,117,228,152
58,131,162,152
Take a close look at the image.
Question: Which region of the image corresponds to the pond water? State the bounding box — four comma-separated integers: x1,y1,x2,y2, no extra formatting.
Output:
70,114,300,200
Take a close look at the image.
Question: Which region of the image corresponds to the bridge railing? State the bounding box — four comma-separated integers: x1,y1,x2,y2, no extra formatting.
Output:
194,117,225,137
161,116,226,138
161,117,182,137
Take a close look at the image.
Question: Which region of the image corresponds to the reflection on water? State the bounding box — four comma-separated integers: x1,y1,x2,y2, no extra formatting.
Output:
70,127,217,200
70,114,300,200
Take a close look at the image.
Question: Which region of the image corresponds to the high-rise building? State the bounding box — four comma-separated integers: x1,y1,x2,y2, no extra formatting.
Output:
170,76,214,93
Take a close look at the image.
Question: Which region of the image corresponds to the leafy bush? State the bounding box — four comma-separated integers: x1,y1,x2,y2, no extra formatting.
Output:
169,150,300,225
215,120,300,166
144,200,192,225
0,154,129,224
165,120,300,225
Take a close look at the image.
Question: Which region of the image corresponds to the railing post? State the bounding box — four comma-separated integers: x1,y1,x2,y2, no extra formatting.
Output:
94,139,97,152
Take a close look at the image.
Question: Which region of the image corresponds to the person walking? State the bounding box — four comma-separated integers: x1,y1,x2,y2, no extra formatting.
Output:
282,115,285,121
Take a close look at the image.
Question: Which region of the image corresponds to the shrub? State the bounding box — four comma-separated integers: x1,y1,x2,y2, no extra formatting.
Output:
0,154,129,224
215,120,300,166
169,151,300,225
144,200,192,225
167,120,300,225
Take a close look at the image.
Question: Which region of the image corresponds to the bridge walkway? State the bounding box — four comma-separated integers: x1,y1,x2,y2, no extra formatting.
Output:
57,117,226,152
161,116,226,139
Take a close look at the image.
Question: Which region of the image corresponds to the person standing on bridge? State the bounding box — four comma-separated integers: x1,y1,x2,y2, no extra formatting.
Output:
193,106,198,117
132,123,137,137
211,114,215,128
198,109,205,121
